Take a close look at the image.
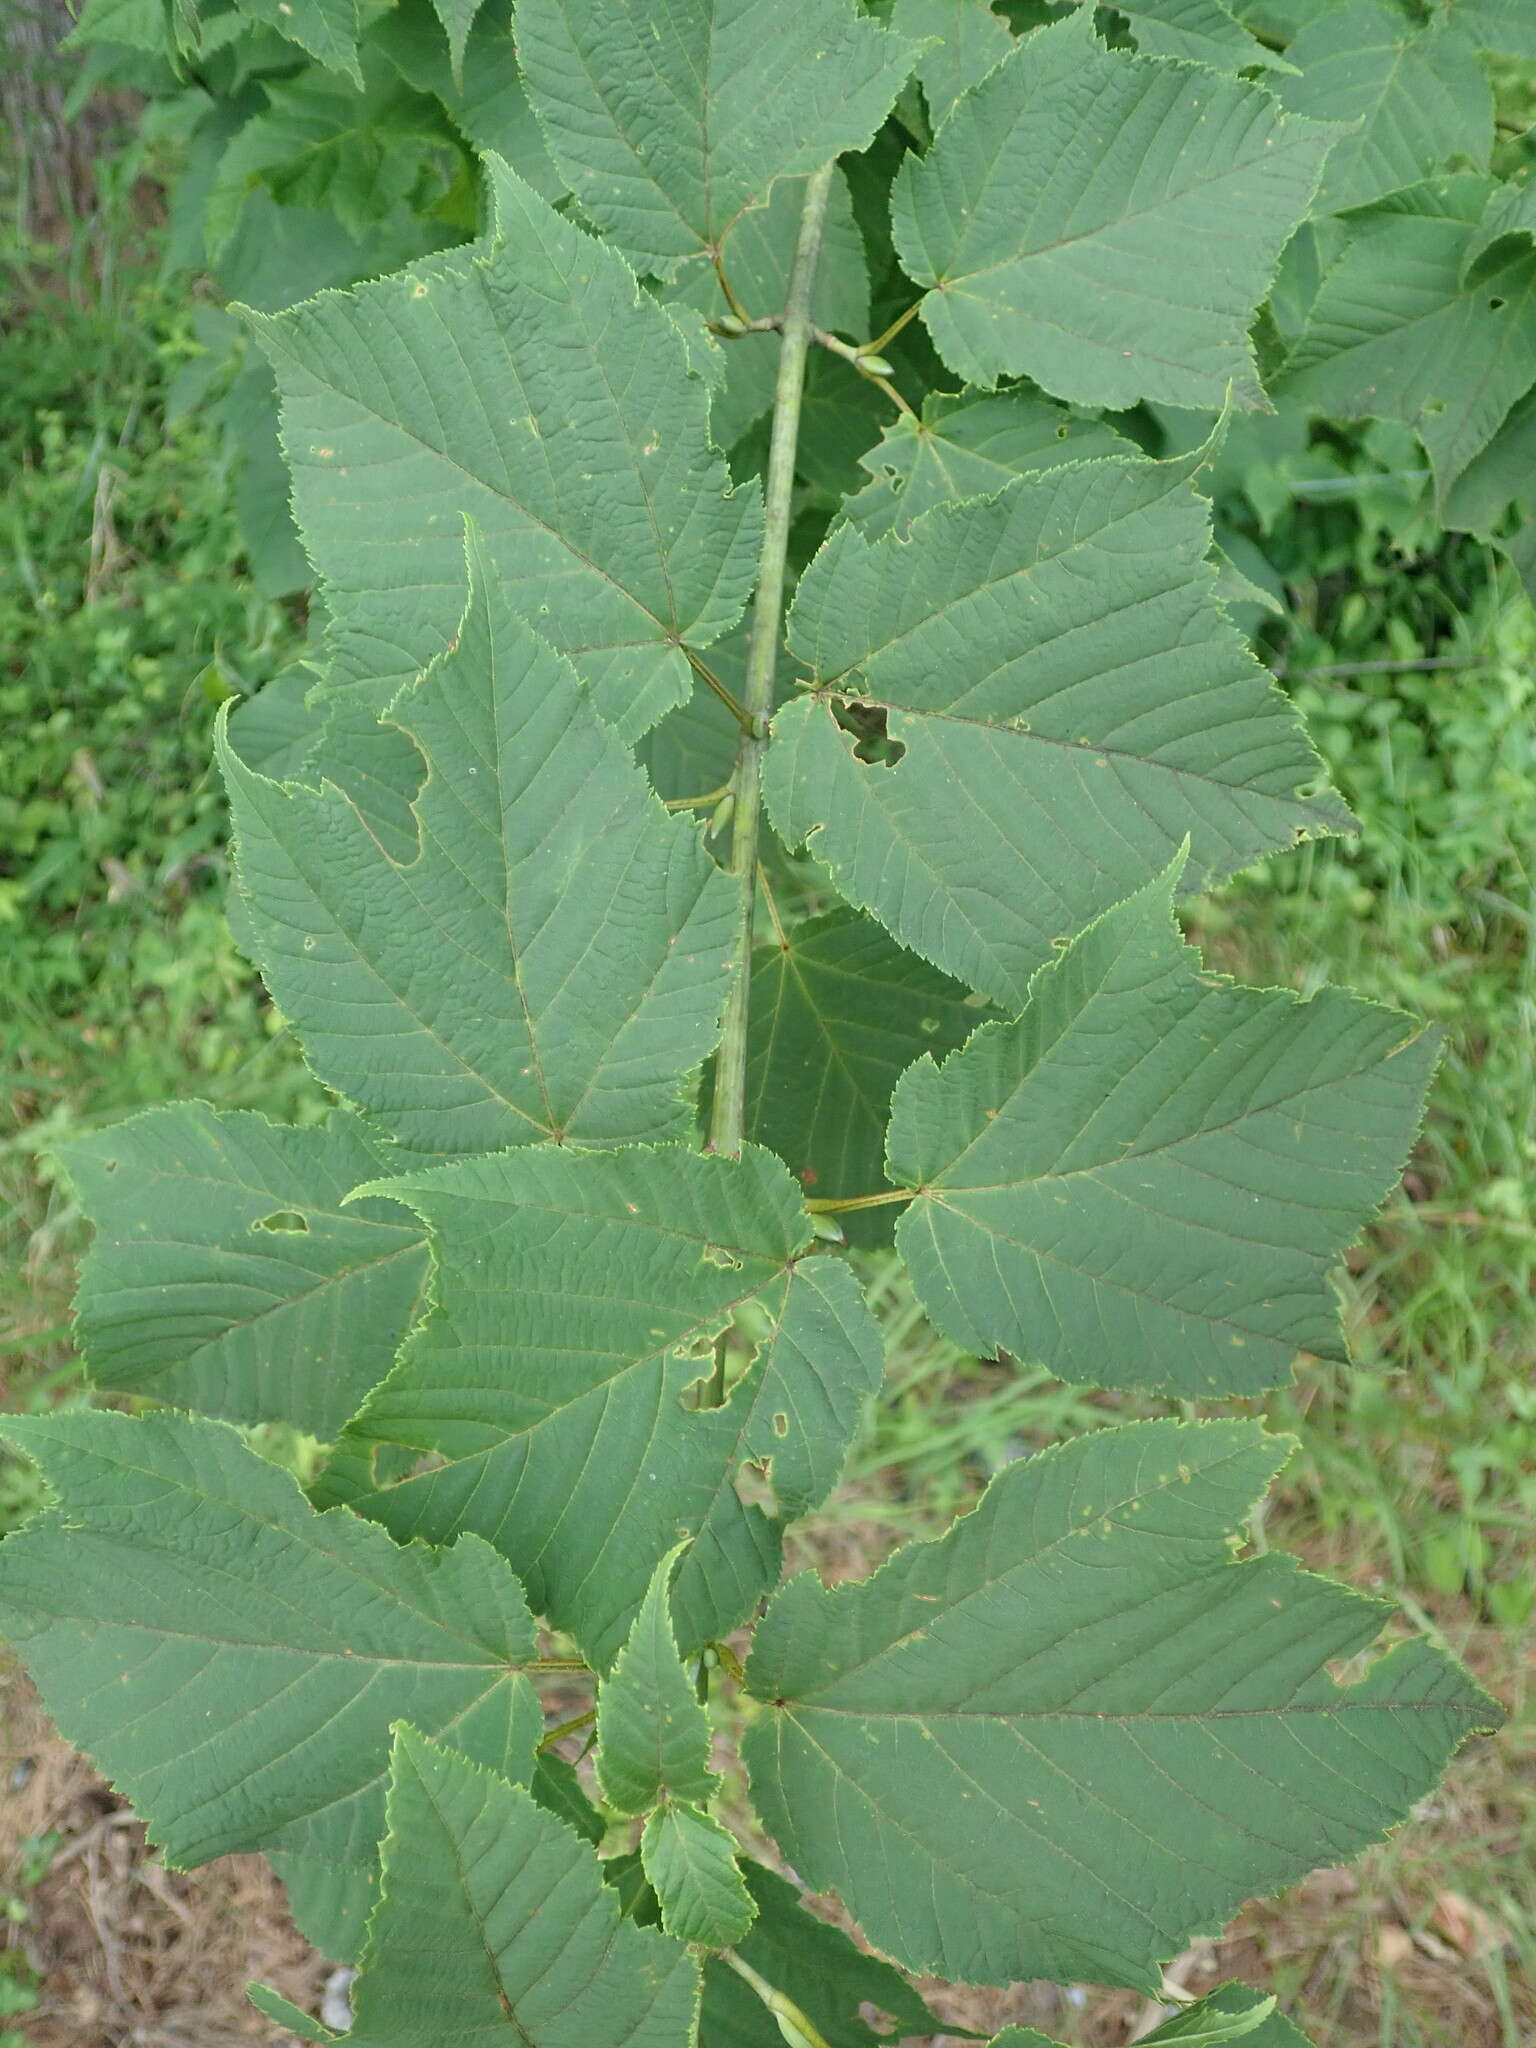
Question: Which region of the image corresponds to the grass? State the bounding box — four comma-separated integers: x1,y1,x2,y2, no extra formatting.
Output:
1,124,1533,2048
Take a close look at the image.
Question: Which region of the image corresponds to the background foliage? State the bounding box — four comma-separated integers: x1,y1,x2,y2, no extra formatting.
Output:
1,1,1533,2043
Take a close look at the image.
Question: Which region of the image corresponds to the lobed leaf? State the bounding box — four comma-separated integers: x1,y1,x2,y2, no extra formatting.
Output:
1444,384,1536,603
769,451,1352,1011
250,156,762,739
889,864,1437,1395
743,1417,1498,1990
890,10,1339,408
0,1412,543,1961
891,0,1015,128
60,1106,426,1437
1276,175,1536,508
597,1547,717,1815
841,388,1132,542
255,1728,700,2044
222,533,736,1161
314,1143,883,1664
515,0,919,276
1272,1,1491,217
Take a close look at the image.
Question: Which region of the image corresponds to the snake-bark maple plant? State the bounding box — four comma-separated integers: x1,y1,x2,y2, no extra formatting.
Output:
9,7,1501,2045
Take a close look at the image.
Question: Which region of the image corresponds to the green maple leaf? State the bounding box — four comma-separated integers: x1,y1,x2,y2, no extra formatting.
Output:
516,0,919,275
1273,1,1491,217
888,864,1437,1395
890,9,1339,407
1276,174,1536,508
60,1106,426,1437
314,1142,883,1663
743,1417,1498,1990
222,533,736,1160
841,388,1132,542
0,1412,544,1962
251,1729,700,2044
768,450,1352,1010
250,156,761,740
891,0,1015,128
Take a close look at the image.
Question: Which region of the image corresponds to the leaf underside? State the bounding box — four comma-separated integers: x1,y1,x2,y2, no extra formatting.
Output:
744,1417,1497,1990
223,533,737,1161
890,10,1339,408
60,1105,426,1437
889,865,1437,1395
313,1143,883,1665
771,451,1353,1010
516,0,918,276
314,1729,700,2045
0,1412,542,1962
251,156,761,740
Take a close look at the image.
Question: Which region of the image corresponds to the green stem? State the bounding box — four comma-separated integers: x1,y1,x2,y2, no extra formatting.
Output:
859,298,920,357
707,161,836,1159
721,1951,834,2048
663,785,730,811
804,1187,915,1215
538,1707,595,1752
684,645,755,731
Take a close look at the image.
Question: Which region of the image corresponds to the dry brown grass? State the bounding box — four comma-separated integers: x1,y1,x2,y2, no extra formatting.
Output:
0,1676,327,2047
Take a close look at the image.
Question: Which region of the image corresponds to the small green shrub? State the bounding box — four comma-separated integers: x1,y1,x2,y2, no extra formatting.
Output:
3,7,1527,2046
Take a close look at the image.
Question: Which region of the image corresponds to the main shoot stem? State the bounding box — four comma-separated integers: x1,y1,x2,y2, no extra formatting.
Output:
706,163,836,1160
